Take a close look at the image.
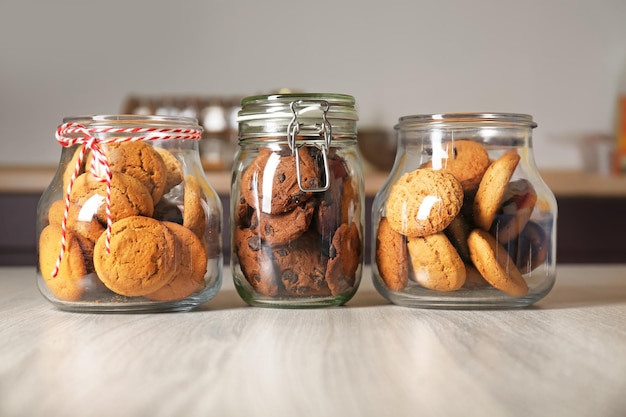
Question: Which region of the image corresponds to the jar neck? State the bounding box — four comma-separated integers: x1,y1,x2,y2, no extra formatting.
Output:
237,93,358,143
395,112,536,151
239,119,358,142
59,114,203,142
396,125,534,151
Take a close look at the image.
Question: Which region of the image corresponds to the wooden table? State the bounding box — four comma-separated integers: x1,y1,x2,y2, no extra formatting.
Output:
1,265,626,417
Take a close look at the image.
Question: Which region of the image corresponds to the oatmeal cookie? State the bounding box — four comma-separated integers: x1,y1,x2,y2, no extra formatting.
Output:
385,168,464,237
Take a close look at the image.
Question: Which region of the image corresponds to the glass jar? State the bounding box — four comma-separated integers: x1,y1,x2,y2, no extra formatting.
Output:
231,93,364,307
371,113,557,308
37,115,223,312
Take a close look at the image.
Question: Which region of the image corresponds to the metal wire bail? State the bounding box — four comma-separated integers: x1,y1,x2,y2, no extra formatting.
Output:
287,100,332,192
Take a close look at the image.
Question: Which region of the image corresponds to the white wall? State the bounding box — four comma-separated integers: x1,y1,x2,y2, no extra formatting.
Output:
2,0,625,170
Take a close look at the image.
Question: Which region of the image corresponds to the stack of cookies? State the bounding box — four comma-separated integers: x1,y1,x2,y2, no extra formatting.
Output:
376,140,549,296
39,141,220,302
233,146,362,300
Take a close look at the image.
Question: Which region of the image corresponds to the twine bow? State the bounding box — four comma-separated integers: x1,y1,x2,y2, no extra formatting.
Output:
51,121,203,278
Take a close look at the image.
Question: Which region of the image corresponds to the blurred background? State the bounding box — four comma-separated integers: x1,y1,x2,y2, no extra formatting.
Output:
1,0,625,171
2,0,626,265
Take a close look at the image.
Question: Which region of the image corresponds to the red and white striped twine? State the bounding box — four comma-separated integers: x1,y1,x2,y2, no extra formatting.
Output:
51,122,203,278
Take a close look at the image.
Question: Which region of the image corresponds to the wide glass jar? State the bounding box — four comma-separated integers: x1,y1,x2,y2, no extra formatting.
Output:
371,113,557,308
231,93,364,307
37,115,223,312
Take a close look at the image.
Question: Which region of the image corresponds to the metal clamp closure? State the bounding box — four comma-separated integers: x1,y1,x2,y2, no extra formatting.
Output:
287,100,332,192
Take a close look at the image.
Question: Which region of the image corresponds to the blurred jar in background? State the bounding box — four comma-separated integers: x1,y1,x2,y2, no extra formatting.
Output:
580,134,614,175
122,95,242,171
200,100,232,171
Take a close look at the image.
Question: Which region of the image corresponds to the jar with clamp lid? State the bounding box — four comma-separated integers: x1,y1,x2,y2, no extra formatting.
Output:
371,113,557,308
232,93,364,307
36,115,223,312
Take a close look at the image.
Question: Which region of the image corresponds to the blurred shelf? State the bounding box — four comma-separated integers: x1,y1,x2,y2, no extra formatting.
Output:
0,165,233,195
537,170,626,197
3,165,626,265
0,166,60,194
365,169,626,198
2,165,626,197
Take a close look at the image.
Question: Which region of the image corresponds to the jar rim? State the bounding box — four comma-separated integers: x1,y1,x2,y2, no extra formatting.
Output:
396,112,537,129
62,114,201,127
237,93,358,122
241,92,355,104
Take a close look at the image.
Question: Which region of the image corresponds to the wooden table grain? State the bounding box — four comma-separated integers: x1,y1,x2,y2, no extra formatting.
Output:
1,265,626,417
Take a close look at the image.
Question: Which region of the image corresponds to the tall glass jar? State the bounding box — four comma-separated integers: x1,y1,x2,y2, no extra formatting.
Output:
232,93,364,308
371,113,557,308
37,115,223,312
